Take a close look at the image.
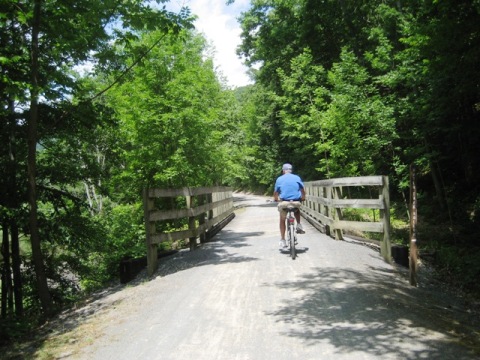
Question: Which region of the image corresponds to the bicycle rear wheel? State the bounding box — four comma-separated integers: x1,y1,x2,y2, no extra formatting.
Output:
289,223,296,259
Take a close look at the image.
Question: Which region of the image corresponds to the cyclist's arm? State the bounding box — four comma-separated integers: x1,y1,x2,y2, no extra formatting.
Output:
300,188,306,202
274,191,280,202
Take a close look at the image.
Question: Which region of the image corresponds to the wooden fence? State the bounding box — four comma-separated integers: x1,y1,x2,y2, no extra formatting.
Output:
302,176,392,262
143,186,234,275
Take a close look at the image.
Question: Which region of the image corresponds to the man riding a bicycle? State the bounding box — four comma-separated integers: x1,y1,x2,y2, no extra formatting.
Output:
273,163,306,248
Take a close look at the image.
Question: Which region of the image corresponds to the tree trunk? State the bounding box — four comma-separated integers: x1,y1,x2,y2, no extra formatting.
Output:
11,223,23,317
429,159,446,211
409,165,418,286
29,0,53,317
1,223,12,318
8,97,23,317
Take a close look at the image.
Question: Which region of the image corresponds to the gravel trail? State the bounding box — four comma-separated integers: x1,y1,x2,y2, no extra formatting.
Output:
18,193,480,359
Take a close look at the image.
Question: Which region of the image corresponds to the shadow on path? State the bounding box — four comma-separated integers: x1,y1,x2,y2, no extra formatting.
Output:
3,228,260,360
264,266,480,359
279,246,309,258
153,229,261,277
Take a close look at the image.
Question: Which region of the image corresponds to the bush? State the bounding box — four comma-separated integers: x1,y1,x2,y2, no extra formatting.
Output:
78,202,146,291
435,246,480,295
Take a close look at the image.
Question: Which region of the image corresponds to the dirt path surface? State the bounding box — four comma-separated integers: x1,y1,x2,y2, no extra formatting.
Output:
13,193,480,359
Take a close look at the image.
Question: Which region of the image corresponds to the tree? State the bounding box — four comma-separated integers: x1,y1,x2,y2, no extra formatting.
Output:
276,50,330,179
103,29,228,194
0,0,193,318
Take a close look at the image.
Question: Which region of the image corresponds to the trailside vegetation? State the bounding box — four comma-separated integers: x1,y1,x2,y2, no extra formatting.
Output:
233,0,480,294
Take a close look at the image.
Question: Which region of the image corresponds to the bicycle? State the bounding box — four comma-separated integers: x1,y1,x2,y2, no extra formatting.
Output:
285,204,299,260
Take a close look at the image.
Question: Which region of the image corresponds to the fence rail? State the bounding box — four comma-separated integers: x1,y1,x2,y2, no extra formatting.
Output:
302,176,392,262
143,186,234,275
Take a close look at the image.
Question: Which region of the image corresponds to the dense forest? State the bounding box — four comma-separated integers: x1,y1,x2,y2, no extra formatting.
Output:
1,0,479,344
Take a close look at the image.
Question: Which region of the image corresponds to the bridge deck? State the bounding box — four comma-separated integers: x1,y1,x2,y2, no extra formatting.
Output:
79,193,478,360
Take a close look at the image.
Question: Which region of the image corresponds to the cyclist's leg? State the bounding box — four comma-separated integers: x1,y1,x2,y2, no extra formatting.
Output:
288,201,301,223
278,203,288,247
294,210,301,223
289,201,305,233
278,207,287,239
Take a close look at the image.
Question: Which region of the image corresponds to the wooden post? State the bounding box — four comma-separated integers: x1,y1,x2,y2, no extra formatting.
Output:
186,195,197,250
206,192,214,241
380,176,392,263
325,186,331,237
333,186,344,240
143,188,158,276
227,190,233,213
198,194,206,244
409,165,418,286
308,184,313,212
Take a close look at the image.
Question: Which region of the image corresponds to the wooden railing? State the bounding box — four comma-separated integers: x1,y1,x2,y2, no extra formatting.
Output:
143,186,234,275
302,176,392,262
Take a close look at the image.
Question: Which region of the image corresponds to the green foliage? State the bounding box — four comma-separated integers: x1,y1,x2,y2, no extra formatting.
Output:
77,202,146,292
103,29,229,193
226,84,282,192
276,49,329,180
322,48,397,177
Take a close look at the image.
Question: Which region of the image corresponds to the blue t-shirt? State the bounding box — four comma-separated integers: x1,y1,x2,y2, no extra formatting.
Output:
274,173,304,200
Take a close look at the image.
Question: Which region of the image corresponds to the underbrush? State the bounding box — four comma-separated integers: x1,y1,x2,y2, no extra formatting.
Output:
433,245,480,297
341,205,480,299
